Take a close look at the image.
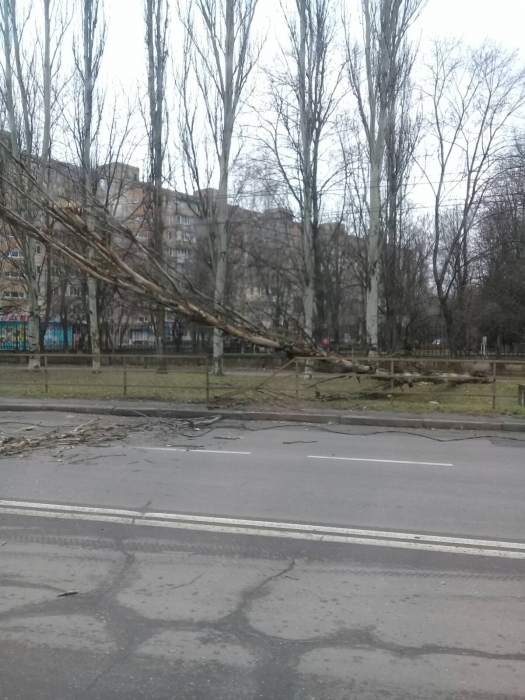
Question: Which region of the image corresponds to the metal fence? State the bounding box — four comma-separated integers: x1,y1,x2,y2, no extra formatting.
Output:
3,320,525,359
1,353,525,411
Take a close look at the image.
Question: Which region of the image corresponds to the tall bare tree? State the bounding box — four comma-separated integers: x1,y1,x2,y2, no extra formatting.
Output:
145,0,169,370
75,0,106,370
182,0,260,374
381,78,424,351
0,0,68,367
422,41,525,354
346,0,423,354
261,0,343,348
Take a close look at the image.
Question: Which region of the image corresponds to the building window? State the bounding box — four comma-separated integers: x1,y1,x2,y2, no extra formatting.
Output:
4,270,22,279
7,250,23,259
3,291,26,299
136,231,148,240
35,245,42,254
168,248,176,257
68,285,82,297
177,215,192,225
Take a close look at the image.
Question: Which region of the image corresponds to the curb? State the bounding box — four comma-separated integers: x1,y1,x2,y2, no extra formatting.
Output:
0,401,523,433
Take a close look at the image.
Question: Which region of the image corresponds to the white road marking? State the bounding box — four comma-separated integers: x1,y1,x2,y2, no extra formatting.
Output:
132,447,252,455
0,508,131,525
308,455,454,467
1,505,525,559
0,500,142,517
1,499,525,559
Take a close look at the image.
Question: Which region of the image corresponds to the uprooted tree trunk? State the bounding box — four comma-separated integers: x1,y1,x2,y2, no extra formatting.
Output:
319,359,492,387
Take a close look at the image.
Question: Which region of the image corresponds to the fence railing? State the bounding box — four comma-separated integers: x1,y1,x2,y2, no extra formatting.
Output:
2,319,525,358
1,353,525,411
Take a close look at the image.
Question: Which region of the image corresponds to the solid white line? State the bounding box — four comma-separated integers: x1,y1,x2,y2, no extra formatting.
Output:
144,512,525,550
1,505,525,559
132,447,252,455
308,455,454,467
2,499,524,551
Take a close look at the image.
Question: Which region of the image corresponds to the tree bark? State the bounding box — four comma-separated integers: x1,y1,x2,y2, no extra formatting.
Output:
82,0,101,371
146,0,168,372
212,0,235,376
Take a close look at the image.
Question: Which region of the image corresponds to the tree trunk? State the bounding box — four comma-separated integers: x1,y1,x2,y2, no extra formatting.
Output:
298,0,315,372
212,0,235,376
82,0,100,372
366,152,381,355
146,0,168,373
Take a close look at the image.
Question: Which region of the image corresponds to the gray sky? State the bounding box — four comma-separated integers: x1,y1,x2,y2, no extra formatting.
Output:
102,0,525,92
99,0,525,209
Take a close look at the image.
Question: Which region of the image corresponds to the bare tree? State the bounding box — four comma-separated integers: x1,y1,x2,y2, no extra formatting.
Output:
260,0,343,348
1,0,41,367
472,139,525,353
145,0,169,370
381,78,425,351
422,41,525,354
0,0,69,367
346,0,423,354
182,0,261,374
75,0,106,370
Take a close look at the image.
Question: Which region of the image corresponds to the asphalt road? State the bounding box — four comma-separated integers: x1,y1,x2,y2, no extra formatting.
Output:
1,410,525,699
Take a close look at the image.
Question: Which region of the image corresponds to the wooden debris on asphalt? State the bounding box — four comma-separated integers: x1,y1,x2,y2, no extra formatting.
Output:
0,419,130,458
0,415,224,458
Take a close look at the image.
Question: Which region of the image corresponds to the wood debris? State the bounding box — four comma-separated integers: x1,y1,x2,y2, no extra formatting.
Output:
0,420,130,458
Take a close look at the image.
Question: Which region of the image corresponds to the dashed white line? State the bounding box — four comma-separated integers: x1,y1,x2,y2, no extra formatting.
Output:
132,447,252,455
308,455,454,467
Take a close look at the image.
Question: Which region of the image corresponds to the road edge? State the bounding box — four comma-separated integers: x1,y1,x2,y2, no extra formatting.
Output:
0,401,523,432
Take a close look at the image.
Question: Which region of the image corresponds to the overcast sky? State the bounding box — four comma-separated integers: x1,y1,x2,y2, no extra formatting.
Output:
98,0,525,205
102,0,525,92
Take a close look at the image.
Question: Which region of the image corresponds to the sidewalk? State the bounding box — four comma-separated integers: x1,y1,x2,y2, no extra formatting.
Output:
1,396,524,432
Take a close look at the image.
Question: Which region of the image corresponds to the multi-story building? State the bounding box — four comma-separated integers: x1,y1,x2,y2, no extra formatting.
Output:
2,156,355,351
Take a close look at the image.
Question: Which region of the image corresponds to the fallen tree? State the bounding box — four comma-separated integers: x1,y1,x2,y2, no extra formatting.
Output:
0,151,324,358
0,151,491,387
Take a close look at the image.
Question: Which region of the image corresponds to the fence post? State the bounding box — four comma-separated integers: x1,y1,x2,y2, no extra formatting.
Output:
205,355,210,402
390,359,394,407
44,355,48,395
123,358,127,397
492,361,497,410
295,359,300,400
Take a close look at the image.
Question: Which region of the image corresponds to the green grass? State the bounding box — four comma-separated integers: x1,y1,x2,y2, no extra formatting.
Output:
0,365,525,417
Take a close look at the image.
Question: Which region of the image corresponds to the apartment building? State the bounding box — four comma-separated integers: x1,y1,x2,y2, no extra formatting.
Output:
0,156,312,349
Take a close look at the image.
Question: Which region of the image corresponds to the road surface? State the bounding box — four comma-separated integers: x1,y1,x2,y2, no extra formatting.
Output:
1,410,525,699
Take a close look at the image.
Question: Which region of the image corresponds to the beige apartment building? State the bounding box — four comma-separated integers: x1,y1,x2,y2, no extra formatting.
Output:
0,158,307,350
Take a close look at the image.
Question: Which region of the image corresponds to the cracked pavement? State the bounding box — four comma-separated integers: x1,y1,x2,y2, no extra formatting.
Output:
1,410,525,698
